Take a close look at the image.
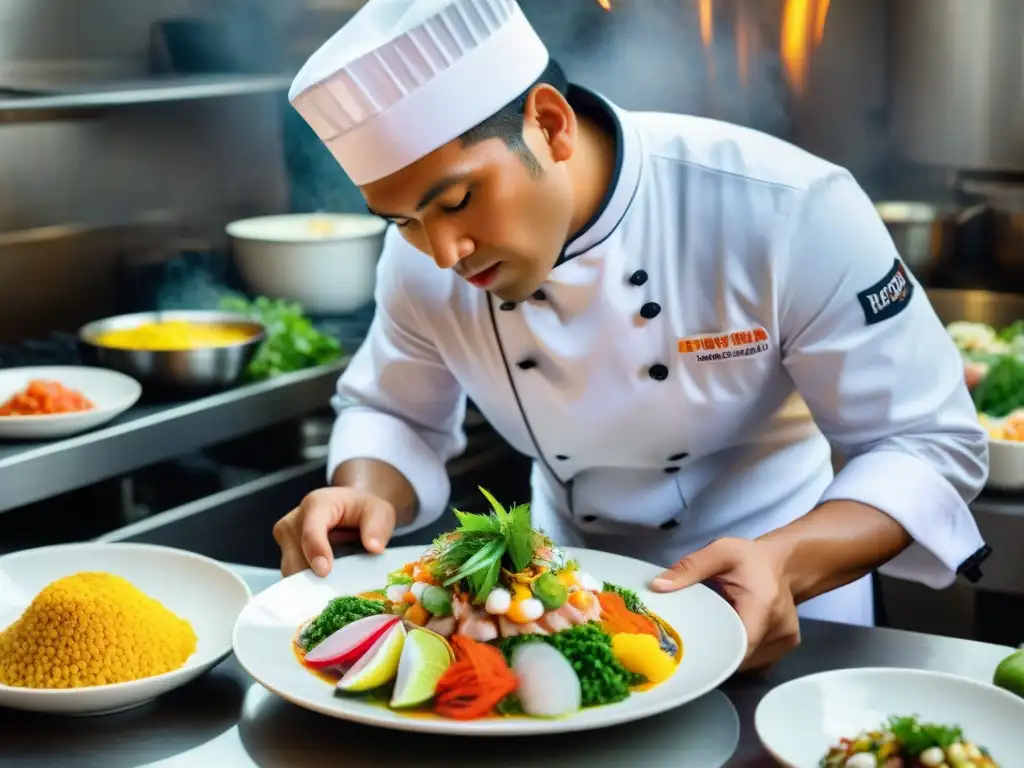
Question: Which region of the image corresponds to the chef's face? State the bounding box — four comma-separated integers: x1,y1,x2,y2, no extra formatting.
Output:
360,85,578,302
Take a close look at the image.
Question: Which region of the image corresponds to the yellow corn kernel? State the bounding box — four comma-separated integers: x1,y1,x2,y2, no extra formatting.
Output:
0,572,196,689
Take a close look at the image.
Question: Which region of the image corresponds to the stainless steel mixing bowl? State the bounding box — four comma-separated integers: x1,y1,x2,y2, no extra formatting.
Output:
77,310,265,395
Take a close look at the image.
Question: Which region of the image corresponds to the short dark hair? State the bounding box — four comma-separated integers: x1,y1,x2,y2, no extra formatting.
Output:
459,58,568,176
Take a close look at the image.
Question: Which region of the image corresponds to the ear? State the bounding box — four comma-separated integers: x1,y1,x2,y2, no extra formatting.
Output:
524,84,576,163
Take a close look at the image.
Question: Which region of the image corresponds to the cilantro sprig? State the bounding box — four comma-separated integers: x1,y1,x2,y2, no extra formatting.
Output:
432,487,537,604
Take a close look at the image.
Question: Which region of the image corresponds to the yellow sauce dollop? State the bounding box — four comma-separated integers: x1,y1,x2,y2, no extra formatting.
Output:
93,321,256,351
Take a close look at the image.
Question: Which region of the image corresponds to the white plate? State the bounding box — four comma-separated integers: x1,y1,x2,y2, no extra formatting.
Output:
0,366,142,440
755,668,1024,767
232,546,747,736
0,543,252,715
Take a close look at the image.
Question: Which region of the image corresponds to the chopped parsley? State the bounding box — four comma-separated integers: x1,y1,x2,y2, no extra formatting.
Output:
297,596,386,651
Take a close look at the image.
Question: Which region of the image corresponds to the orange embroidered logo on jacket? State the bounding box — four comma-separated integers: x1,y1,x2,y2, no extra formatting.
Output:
678,327,770,362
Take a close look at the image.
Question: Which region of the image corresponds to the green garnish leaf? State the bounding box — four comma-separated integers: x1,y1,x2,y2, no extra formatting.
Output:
218,294,342,381
886,715,963,756
505,503,534,573
453,509,502,534
386,569,413,587
444,538,506,587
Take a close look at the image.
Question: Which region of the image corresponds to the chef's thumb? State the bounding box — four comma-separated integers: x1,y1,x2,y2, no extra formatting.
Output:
358,497,396,555
649,538,736,593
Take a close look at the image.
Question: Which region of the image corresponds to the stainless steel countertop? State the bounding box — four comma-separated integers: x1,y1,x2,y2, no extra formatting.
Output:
0,564,1016,768
0,361,345,514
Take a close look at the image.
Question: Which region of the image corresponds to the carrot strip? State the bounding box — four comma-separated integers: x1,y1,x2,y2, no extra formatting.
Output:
597,592,660,637
433,636,518,720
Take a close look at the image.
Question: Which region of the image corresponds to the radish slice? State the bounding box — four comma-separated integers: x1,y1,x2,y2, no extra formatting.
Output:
303,614,400,669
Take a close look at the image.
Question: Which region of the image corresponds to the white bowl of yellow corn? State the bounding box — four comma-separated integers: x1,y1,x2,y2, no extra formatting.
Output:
0,542,251,715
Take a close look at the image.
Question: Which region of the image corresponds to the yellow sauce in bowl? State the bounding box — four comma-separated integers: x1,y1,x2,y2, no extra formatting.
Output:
92,321,258,351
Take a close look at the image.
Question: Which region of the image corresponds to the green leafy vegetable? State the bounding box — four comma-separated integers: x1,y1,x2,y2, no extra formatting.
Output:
972,355,1024,417
997,320,1024,343
498,623,642,707
602,582,648,615
219,294,342,381
885,715,963,757
297,596,386,651
386,569,413,587
431,487,542,604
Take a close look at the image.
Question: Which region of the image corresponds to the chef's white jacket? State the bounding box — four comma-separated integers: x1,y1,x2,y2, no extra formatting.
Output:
326,87,991,627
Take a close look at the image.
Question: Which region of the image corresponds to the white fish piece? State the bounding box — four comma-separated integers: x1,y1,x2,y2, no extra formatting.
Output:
498,617,549,637
425,616,455,638
538,610,572,633
385,584,410,603
410,581,430,601
457,608,499,642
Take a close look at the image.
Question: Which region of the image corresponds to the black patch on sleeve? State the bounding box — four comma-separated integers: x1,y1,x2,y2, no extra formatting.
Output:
857,258,913,326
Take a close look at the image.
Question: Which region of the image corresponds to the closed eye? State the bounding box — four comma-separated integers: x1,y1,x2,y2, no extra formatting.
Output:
441,189,472,214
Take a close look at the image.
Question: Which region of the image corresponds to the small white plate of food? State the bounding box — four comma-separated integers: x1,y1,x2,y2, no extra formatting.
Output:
0,542,251,715
755,667,1023,767
232,487,748,736
0,366,142,440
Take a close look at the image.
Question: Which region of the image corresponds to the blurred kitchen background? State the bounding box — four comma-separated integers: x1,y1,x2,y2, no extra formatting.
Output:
2,0,1023,644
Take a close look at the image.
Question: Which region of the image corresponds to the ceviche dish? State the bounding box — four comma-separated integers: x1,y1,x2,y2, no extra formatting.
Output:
292,488,682,720
822,715,1000,768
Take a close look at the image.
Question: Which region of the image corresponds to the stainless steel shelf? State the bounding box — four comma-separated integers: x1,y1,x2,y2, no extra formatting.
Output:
0,359,346,514
0,73,292,123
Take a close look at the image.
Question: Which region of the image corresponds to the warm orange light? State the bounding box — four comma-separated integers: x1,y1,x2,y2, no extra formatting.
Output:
596,0,611,10
698,0,713,46
735,12,749,89
781,0,831,96
814,0,831,44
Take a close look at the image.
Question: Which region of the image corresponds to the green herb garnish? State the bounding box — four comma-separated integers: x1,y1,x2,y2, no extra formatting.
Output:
499,623,641,707
297,596,386,651
219,294,342,381
886,715,963,757
432,487,543,604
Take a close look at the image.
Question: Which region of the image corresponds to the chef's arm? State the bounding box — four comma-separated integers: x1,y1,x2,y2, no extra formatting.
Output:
326,229,468,535
331,459,419,528
772,171,990,593
759,499,910,605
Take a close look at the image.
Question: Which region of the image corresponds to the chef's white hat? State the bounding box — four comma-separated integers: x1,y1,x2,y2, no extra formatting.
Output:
288,0,550,185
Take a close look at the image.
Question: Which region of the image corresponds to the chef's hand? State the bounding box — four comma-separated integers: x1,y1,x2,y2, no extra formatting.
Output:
649,537,799,672
273,487,397,578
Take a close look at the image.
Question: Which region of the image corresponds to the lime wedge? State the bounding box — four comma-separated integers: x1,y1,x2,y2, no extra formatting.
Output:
994,647,1024,698
390,628,453,708
336,621,406,693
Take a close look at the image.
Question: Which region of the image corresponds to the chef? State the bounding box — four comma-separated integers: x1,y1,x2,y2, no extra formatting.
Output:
273,0,992,669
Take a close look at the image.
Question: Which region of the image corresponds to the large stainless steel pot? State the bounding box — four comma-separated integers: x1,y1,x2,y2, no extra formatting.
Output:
874,201,984,279
891,0,1024,172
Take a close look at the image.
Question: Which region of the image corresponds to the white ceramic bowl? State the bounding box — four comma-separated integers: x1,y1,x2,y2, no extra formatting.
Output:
0,543,252,716
227,213,387,314
987,438,1024,491
0,366,142,441
755,667,1024,767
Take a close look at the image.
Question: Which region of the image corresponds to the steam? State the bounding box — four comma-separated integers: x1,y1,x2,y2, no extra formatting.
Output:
520,0,792,138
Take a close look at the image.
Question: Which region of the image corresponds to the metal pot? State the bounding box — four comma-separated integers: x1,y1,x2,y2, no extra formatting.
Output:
874,201,986,279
